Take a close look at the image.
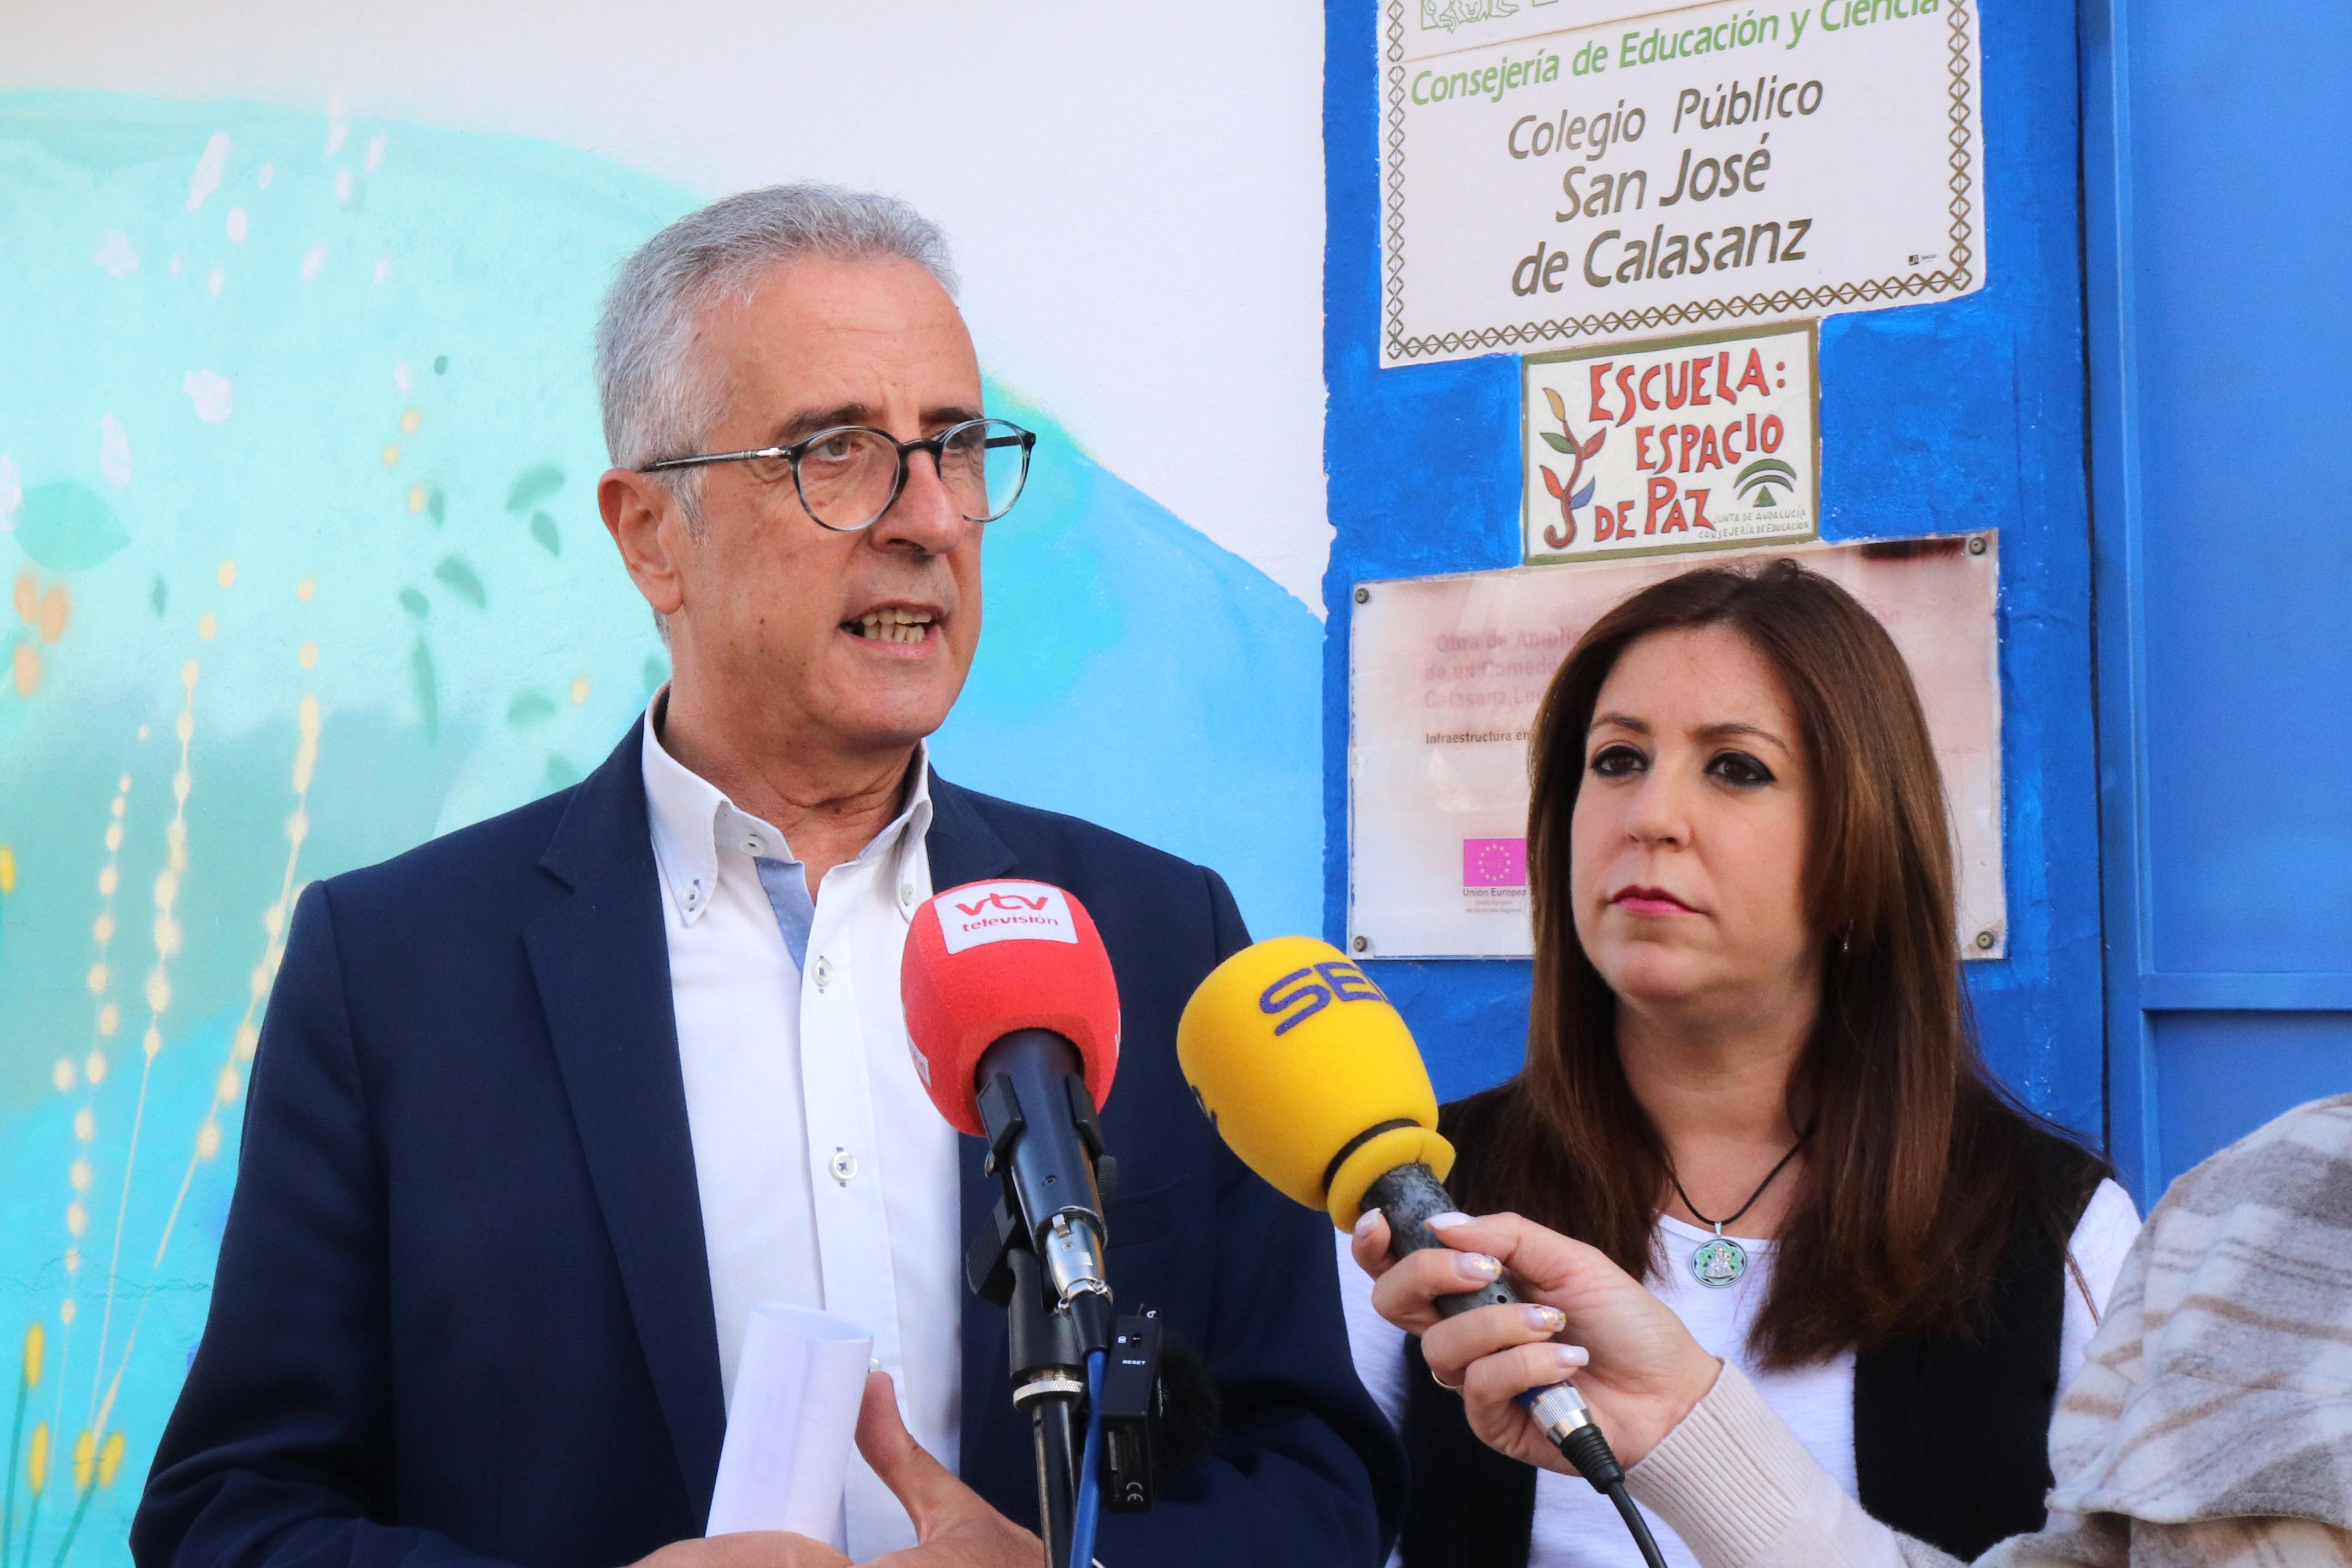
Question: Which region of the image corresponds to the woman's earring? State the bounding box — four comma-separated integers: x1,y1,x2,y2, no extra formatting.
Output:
1838,926,1851,957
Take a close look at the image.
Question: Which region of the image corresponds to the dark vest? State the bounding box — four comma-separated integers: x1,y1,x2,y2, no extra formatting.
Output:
1398,1094,2104,1567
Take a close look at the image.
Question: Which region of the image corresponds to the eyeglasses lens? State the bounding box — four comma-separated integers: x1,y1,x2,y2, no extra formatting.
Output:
794,420,1031,528
797,429,901,530
942,419,1031,523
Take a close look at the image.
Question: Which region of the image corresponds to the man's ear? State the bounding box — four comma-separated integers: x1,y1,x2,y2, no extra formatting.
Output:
599,467,688,619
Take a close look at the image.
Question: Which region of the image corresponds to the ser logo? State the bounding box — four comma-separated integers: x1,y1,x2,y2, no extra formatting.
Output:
1260,961,1387,1036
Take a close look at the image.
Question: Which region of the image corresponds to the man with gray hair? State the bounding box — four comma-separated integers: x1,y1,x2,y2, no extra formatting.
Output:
133,187,1399,1568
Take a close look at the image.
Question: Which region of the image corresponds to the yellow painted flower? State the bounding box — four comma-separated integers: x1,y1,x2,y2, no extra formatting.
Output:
72,1427,94,1490
28,1421,49,1492
98,1429,126,1488
22,1320,43,1386
0,842,16,894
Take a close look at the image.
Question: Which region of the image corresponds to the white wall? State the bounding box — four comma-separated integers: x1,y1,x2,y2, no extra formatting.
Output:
2,0,1333,609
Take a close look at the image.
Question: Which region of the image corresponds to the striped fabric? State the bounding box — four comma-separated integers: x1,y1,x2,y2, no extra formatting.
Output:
2009,1093,2352,1566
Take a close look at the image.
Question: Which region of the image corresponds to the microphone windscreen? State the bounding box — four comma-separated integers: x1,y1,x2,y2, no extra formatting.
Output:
902,880,1121,1138
1177,936,1454,1231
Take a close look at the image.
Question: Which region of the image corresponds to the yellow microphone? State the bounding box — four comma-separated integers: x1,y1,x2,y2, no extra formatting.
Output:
1174,935,1454,1232
1178,937,1666,1566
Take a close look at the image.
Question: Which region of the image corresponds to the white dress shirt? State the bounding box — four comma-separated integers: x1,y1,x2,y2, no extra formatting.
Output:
641,695,961,1558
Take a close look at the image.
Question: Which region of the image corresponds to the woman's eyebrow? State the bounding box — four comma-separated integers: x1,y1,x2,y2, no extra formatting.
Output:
1589,711,1651,735
1694,720,1791,751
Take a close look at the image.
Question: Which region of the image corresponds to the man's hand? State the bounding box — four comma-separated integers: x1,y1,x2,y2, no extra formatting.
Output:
858,1372,1040,1567
628,1531,851,1568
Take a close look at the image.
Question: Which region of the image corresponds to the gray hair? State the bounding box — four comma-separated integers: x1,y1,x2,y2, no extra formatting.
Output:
595,183,959,537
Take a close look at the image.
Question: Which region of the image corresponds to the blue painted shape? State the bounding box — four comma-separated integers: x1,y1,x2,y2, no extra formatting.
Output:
2151,1013,2352,1192
1323,0,2104,1138
933,386,1324,939
2083,0,2352,1198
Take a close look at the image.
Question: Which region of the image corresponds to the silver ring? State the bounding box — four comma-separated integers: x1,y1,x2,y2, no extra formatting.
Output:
1428,1361,1464,1393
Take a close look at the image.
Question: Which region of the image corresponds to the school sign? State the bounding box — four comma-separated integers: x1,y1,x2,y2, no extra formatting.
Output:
1379,0,1985,364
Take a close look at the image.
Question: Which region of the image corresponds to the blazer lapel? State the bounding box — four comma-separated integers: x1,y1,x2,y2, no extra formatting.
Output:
525,720,727,1521
924,774,1025,1483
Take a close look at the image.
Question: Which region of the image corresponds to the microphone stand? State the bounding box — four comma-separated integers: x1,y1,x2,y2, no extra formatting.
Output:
1003,1241,1084,1568
966,1154,1111,1566
970,1195,1089,1566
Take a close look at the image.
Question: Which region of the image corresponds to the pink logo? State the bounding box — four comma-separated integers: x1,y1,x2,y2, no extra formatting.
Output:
1463,838,1527,889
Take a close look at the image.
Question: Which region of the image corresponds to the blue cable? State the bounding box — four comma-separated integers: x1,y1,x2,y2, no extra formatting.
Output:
1066,1349,1107,1568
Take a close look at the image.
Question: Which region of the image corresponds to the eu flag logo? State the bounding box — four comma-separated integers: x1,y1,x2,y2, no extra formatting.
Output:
1461,838,1527,889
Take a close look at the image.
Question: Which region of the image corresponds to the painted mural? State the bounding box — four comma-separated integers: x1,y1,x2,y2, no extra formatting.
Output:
0,91,1321,1565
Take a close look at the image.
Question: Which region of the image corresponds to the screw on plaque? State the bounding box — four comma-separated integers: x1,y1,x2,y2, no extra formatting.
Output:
1355,586,1371,604
1974,929,1998,950
1968,535,1987,556
1353,936,1369,954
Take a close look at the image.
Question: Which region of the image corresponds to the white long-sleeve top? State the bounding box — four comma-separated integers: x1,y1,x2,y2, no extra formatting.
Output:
1339,1181,2142,1568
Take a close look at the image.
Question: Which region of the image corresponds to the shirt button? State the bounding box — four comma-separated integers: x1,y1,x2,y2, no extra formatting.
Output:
813,956,834,988
830,1148,858,1184
898,882,917,906
743,836,764,856
684,881,704,910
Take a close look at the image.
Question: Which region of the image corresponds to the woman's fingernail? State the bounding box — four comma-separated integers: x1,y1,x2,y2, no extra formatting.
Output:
1353,1208,1380,1240
1456,1252,1502,1281
1523,1305,1566,1334
1426,1211,1473,1231
1553,1344,1590,1371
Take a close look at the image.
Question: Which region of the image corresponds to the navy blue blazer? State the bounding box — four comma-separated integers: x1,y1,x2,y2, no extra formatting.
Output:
133,724,1399,1568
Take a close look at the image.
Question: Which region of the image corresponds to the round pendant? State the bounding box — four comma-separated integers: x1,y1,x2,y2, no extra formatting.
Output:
1691,1236,1748,1288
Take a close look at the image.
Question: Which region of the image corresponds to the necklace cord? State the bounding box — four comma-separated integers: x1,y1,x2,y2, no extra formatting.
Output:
1669,1134,1809,1233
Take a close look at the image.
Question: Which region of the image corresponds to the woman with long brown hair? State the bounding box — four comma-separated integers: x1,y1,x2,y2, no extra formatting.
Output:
1338,559,2140,1567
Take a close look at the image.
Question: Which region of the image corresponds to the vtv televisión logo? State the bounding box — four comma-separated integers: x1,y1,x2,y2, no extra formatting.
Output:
958,889,1048,916
1259,961,1388,1036
935,880,1078,953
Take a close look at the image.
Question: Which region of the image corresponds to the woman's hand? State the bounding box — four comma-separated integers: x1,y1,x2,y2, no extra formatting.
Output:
1351,1209,1722,1471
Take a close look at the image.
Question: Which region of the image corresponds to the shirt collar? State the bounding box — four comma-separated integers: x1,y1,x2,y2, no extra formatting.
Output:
639,687,934,928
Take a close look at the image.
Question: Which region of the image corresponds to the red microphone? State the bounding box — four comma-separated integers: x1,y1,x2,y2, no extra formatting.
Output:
902,880,1122,1337
902,879,1121,1135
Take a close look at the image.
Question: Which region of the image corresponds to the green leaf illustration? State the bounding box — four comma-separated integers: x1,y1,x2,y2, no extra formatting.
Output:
530,511,560,555
1540,431,1575,454
506,465,564,514
411,637,439,740
17,482,128,571
399,587,430,620
544,753,581,789
507,692,556,728
642,653,669,693
433,555,487,609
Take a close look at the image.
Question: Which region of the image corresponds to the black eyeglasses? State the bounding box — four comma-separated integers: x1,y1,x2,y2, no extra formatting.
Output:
638,417,1036,533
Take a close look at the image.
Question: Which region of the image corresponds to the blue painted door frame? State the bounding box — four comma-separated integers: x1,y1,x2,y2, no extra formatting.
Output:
1323,2,2105,1142
2081,0,2352,1199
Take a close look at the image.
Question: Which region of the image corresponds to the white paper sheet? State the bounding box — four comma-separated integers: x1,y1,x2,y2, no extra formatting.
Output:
706,1304,874,1549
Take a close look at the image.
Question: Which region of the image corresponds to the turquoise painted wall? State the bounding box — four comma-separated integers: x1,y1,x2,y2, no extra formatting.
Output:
0,92,1321,1563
